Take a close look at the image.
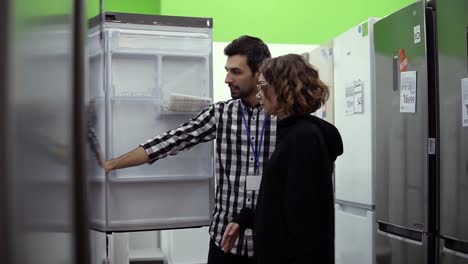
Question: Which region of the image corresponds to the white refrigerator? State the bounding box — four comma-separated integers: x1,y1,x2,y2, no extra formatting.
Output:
309,42,334,124
333,17,378,264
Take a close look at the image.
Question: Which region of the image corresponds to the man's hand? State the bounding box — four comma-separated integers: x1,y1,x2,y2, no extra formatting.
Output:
103,160,113,176
220,222,240,254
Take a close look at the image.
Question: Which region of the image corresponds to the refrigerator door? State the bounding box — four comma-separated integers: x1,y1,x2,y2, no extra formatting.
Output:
334,18,378,207
374,1,430,234
374,2,434,263
0,0,8,261
309,42,334,123
1,0,89,263
90,13,215,232
86,7,108,264
437,0,468,262
335,204,375,264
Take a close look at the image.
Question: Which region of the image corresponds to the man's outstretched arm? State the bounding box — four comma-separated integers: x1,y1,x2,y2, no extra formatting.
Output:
104,146,149,175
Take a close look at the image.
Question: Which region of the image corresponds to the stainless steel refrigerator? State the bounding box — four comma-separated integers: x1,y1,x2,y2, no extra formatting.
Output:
436,0,468,262
374,1,437,263
374,0,468,263
0,0,90,263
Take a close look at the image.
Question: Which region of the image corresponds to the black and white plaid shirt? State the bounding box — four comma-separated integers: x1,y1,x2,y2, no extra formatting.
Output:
142,98,277,257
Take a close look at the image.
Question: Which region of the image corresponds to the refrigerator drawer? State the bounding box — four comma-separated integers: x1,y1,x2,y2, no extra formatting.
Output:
335,204,375,264
376,224,427,264
440,237,468,263
90,177,212,232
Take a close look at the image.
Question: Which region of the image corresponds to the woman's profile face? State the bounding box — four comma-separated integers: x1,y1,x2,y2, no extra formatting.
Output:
256,73,278,115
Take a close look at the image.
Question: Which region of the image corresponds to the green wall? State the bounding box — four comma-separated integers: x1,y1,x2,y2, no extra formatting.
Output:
160,0,416,44
87,0,161,20
91,0,416,44
105,0,161,14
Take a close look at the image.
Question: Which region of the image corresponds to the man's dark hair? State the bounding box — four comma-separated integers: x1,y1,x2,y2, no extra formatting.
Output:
224,35,271,74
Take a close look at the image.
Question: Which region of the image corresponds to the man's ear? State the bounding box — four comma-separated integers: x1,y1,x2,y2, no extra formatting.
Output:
254,72,260,82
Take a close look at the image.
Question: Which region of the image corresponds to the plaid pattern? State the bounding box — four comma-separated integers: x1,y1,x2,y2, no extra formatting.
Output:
142,99,277,257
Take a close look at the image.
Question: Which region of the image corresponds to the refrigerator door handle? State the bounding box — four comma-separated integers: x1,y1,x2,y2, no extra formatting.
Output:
377,221,423,244
392,54,399,91
441,237,468,259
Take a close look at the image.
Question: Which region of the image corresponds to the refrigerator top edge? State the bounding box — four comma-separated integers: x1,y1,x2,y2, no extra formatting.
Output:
334,17,380,41
89,12,213,30
375,1,426,26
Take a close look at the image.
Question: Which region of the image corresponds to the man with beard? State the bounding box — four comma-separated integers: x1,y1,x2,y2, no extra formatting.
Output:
104,35,276,264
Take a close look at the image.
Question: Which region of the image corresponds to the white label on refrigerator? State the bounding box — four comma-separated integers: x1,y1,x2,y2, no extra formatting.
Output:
414,25,421,44
354,81,364,113
462,78,468,127
345,85,355,115
400,71,417,113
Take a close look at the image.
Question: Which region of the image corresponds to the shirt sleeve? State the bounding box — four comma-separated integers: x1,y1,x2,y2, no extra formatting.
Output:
86,99,102,156
141,104,217,164
232,207,254,230
283,129,334,262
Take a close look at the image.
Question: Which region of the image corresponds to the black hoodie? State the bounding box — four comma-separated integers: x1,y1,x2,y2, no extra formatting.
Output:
234,114,343,264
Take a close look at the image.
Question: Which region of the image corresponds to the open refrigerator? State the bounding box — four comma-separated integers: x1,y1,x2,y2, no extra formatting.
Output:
86,12,214,263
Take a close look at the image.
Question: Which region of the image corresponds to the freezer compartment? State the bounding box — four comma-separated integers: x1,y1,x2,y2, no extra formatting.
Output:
107,28,211,104
439,237,468,264
376,222,428,264
335,203,375,264
108,28,211,54
90,177,212,231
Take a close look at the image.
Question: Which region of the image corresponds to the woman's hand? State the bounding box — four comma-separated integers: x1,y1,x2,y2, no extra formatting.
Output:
220,222,240,254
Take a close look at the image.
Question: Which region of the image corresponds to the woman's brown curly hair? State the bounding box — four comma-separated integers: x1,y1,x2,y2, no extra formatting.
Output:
259,53,329,116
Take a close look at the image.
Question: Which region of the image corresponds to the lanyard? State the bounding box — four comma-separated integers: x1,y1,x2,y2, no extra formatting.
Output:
239,103,267,174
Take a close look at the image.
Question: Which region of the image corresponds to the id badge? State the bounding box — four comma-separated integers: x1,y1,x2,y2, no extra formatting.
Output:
246,174,262,191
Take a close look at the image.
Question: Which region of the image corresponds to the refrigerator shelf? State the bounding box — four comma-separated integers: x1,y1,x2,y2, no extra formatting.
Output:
109,96,160,102
110,49,210,58
107,174,212,183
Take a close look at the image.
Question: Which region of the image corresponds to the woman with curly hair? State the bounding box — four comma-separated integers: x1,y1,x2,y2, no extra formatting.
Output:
221,54,343,264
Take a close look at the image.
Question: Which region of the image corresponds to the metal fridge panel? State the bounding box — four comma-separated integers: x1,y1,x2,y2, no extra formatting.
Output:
374,1,430,232
437,0,468,245
0,0,10,262
5,0,83,263
73,0,91,263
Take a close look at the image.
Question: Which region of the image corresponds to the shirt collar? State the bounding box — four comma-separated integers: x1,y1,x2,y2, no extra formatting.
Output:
239,99,262,112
